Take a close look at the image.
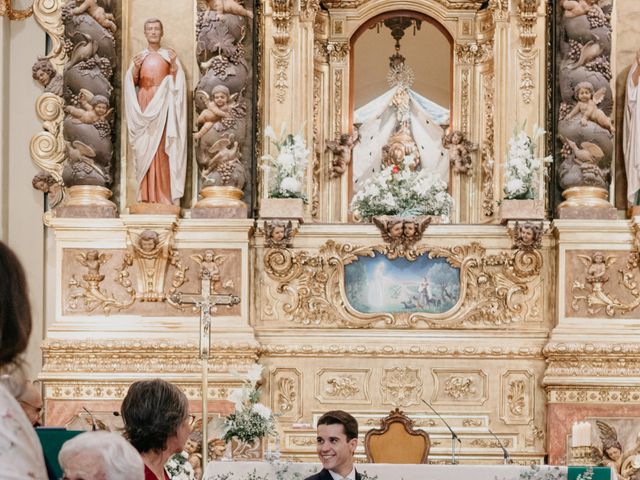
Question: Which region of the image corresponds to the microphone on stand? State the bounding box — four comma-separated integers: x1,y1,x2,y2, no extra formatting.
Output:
422,399,461,464
82,406,98,431
488,428,512,465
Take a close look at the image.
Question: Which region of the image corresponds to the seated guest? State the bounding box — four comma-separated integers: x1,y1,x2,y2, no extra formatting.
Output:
0,241,48,479
121,379,192,480
59,430,144,480
18,380,43,426
306,410,362,480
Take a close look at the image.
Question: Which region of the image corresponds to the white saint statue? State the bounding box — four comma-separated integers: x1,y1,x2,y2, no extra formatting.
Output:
124,18,187,205
624,50,640,205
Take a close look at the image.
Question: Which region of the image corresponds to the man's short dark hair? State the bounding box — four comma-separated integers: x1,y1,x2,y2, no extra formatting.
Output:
317,410,358,441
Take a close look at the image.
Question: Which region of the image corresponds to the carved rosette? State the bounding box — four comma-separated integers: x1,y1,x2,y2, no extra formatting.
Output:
380,367,423,407
263,240,543,328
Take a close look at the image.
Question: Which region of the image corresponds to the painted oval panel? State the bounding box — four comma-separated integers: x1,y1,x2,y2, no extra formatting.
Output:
344,253,460,314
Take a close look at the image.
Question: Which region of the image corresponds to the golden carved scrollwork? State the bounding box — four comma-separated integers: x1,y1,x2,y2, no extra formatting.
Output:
311,70,321,220
325,42,350,64
299,0,320,22
263,240,543,328
274,53,290,104
444,376,476,400
517,0,539,51
0,0,33,20
481,73,496,217
460,70,470,135
455,40,494,65
277,377,296,413
326,375,360,398
507,380,526,416
334,69,343,140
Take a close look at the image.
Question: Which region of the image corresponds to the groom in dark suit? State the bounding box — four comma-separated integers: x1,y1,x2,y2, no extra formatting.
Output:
305,410,362,480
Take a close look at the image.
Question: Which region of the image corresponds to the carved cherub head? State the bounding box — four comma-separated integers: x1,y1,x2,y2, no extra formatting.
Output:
211,84,230,107
139,230,159,252
32,172,58,193
574,81,594,102
185,431,203,454
265,220,294,248
90,95,110,117
513,221,543,251
373,215,431,249
32,58,56,88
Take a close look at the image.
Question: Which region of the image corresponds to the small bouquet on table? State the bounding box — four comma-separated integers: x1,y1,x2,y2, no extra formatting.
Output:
222,364,277,461
500,124,552,222
260,125,309,221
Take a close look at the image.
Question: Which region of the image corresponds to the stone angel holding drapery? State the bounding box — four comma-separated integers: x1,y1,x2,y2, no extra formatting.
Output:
124,18,187,207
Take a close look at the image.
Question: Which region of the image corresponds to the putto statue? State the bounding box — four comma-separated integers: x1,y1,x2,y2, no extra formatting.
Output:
443,130,477,176
125,18,187,207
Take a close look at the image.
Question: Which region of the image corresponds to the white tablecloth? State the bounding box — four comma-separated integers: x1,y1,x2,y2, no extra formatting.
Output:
204,461,612,480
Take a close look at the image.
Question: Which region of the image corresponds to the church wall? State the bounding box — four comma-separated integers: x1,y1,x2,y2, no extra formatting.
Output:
2,15,47,380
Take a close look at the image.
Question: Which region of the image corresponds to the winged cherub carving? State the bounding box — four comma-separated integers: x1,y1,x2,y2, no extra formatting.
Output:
577,251,616,283
590,420,637,479
194,86,232,140
265,220,295,248
71,0,117,33
565,81,614,134
65,89,113,125
190,249,227,291
325,132,359,178
373,216,430,249
76,249,110,279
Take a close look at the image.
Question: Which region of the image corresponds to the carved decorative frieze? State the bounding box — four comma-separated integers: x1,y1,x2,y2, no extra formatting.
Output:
263,240,543,328
460,69,470,135
380,367,422,407
547,387,640,404
455,40,494,65
470,438,512,448
481,73,496,217
525,421,545,448
320,0,484,8
311,69,321,220
518,50,537,104
42,339,259,375
300,0,320,22
263,343,543,358
545,342,640,378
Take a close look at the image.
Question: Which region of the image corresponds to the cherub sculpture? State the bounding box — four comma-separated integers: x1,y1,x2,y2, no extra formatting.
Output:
512,221,543,251
190,249,225,290
76,249,110,279
194,86,233,140
578,251,616,283
443,130,477,175
591,420,636,479
373,216,430,249
203,0,254,19
561,0,603,18
325,132,359,178
65,89,113,125
31,58,63,96
565,81,614,134
265,220,295,248
32,172,61,196
71,0,117,33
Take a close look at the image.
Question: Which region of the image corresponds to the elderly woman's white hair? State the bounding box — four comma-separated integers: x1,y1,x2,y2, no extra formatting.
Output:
59,430,144,480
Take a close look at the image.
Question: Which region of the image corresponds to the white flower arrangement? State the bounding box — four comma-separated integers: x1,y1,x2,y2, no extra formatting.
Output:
261,125,309,200
165,451,195,480
223,365,277,444
350,159,453,221
503,125,552,200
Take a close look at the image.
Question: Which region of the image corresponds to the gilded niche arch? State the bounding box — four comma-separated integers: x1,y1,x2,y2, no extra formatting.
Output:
312,0,496,224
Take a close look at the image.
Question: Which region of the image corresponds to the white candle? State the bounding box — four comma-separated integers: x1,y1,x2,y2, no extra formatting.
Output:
572,421,591,447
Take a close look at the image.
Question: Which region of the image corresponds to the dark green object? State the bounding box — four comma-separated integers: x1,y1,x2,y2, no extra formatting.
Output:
36,428,84,480
568,466,613,480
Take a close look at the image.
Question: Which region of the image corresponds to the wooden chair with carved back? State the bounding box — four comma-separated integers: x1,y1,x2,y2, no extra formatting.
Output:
364,408,430,464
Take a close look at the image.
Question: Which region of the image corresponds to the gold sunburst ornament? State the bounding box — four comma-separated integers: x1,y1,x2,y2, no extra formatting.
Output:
0,0,33,20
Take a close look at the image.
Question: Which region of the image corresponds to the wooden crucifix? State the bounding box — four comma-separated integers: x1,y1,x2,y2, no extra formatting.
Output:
170,268,240,467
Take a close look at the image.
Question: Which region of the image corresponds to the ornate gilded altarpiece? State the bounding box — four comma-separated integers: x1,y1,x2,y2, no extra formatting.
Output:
27,0,640,469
